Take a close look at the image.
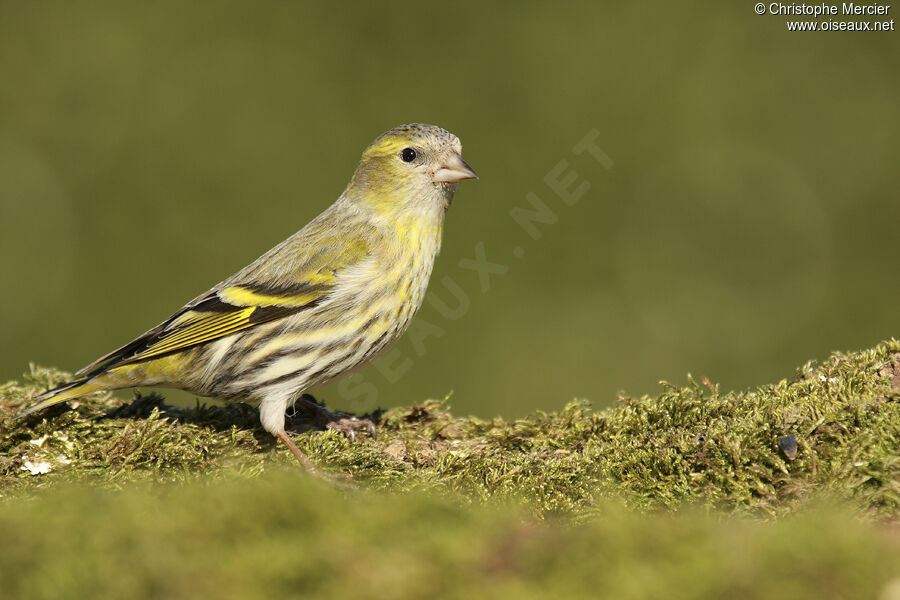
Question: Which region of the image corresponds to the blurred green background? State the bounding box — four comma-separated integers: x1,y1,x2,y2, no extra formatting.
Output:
1,2,897,418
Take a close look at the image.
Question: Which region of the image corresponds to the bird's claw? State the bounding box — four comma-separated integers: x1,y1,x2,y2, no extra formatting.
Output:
326,417,378,442
292,394,377,442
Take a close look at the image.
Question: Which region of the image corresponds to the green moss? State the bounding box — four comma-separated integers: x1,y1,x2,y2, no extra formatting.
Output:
1,474,897,600
3,341,897,517
0,342,898,598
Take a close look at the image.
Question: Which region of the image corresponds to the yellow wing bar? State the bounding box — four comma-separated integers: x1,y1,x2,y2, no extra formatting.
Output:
127,307,257,362
117,278,336,366
218,284,329,308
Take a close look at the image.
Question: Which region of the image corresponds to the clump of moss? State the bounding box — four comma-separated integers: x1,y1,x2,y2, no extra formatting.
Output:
1,340,898,518
1,472,897,600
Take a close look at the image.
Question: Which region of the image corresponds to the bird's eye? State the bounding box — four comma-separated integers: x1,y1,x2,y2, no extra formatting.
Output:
400,148,417,163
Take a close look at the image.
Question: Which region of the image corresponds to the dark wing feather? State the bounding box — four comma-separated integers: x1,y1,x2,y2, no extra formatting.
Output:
76,291,319,377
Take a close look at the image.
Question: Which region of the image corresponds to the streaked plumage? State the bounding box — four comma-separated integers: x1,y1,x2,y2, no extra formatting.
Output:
18,123,477,466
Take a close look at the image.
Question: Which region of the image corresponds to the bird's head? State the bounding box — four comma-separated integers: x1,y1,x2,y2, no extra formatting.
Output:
349,123,477,214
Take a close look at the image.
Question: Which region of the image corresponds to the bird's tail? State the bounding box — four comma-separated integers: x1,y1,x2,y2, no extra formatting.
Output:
16,378,103,419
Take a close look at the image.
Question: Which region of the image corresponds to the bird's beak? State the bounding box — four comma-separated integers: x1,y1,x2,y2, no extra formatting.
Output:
431,153,478,183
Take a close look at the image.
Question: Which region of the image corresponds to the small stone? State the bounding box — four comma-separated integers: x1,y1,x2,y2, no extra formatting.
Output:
877,355,900,391
384,440,407,459
778,434,798,460
28,435,49,448
21,459,53,475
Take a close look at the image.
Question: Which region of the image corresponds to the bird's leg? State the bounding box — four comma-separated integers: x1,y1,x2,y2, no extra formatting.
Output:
292,394,377,442
274,429,357,488
275,429,317,469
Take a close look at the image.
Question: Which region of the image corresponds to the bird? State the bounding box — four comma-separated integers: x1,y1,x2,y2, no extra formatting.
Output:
16,123,477,468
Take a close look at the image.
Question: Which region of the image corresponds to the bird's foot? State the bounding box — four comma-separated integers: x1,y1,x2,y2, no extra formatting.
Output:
274,429,358,489
292,394,377,442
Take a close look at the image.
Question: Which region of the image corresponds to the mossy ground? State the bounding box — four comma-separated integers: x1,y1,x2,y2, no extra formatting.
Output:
1,340,898,599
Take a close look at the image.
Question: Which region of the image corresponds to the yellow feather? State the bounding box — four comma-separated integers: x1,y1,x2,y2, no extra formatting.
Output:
218,286,327,308
130,308,255,361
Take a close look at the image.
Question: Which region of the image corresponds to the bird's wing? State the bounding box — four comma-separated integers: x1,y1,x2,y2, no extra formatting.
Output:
76,217,375,377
